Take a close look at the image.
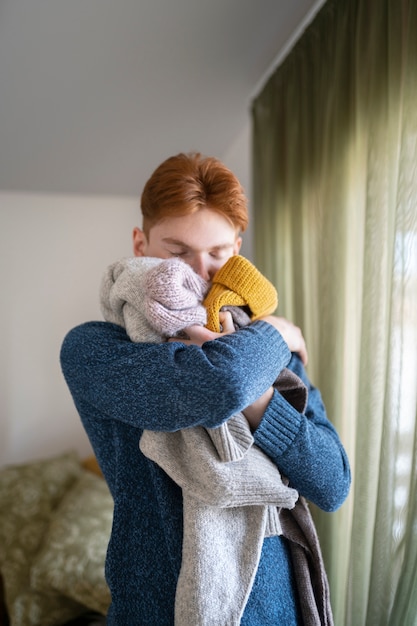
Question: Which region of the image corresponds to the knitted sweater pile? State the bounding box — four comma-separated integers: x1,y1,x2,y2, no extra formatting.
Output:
60,319,351,625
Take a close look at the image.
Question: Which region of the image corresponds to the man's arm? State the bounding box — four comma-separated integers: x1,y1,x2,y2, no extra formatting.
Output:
241,315,308,430
60,319,291,433
253,354,351,512
259,315,308,366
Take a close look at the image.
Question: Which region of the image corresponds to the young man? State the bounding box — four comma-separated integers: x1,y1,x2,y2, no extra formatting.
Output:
60,152,351,625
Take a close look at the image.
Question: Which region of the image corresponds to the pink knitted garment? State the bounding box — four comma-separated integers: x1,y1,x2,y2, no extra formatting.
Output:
144,257,208,335
100,257,208,341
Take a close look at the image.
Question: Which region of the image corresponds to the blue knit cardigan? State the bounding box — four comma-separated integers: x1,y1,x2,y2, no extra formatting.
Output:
60,319,351,625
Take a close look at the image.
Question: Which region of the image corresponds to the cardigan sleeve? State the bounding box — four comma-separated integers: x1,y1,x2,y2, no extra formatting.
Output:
253,354,351,512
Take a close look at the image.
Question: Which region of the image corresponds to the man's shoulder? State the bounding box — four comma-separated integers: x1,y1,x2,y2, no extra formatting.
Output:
61,321,129,357
74,320,119,329
65,320,125,338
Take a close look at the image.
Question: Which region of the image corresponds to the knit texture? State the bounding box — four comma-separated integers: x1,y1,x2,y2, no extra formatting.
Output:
280,501,334,626
100,257,321,626
140,414,299,625
61,255,350,624
203,255,278,332
144,259,208,335
100,257,208,342
60,320,351,625
100,255,312,624
101,256,307,624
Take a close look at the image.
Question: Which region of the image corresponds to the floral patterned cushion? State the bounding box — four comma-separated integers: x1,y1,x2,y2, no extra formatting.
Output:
31,471,113,615
0,452,86,626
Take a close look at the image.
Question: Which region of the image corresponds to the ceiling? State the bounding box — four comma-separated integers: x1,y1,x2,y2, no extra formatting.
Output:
0,0,324,196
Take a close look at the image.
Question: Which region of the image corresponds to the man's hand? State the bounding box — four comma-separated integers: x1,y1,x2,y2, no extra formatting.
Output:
243,316,308,430
242,387,274,431
259,315,308,366
168,311,235,347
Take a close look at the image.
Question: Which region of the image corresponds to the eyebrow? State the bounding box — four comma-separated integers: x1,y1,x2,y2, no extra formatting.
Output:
161,237,234,250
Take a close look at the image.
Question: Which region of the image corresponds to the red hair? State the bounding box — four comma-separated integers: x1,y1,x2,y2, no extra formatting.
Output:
140,152,249,236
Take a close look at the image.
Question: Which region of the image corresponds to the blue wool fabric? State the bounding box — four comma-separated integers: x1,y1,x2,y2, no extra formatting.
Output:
60,320,351,625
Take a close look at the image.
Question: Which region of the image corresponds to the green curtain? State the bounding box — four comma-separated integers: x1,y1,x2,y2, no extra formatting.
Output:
252,1,417,625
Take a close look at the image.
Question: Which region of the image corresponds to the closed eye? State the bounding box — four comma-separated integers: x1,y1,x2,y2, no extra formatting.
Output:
167,249,188,257
209,249,229,259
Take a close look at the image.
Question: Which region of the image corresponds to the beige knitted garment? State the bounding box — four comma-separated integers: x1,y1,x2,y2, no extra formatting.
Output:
140,412,299,625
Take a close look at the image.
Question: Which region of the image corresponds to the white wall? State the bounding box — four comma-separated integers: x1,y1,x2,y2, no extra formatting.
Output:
223,122,253,261
0,193,140,467
0,139,253,468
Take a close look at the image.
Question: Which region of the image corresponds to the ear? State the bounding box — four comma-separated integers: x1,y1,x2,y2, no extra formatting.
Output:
132,227,147,257
233,236,242,255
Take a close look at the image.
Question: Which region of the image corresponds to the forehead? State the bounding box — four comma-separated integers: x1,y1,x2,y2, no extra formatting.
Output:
148,209,238,250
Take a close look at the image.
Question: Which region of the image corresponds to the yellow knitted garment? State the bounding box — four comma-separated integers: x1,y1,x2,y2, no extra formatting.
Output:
203,255,278,332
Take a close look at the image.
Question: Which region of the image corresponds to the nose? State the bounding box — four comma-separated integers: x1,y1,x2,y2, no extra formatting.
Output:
190,254,216,282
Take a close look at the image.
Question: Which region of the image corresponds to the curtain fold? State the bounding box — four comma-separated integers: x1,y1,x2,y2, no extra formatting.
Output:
252,1,417,624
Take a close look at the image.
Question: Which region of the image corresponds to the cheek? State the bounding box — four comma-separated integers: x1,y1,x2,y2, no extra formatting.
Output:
209,256,230,277
212,259,225,273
